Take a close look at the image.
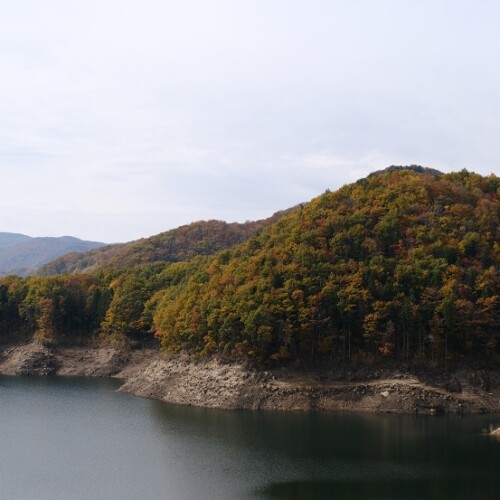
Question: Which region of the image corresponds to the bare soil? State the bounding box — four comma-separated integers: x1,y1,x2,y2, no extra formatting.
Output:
1,342,499,415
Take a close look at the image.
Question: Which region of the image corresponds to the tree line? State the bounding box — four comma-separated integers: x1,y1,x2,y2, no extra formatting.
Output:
1,169,498,367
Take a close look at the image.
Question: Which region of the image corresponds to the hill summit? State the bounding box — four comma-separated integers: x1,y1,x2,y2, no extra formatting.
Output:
151,168,499,364
0,168,497,370
368,164,444,178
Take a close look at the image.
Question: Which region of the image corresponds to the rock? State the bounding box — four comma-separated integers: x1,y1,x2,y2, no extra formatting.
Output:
489,427,500,437
2,342,59,376
444,379,462,393
381,391,390,398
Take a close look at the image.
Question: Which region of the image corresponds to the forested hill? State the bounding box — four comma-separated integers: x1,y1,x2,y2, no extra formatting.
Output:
152,168,499,364
0,168,498,368
37,211,294,276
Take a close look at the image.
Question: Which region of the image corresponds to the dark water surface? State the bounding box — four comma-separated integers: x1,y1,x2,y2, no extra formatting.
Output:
0,376,499,500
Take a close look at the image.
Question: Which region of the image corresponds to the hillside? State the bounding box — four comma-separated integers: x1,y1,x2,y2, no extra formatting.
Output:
37,211,294,276
0,234,105,277
0,168,498,372
152,168,500,365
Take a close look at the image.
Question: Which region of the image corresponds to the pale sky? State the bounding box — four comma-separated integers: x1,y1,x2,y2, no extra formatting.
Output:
1,0,499,242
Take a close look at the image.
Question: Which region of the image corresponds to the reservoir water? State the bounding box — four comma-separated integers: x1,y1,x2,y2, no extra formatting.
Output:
0,376,499,500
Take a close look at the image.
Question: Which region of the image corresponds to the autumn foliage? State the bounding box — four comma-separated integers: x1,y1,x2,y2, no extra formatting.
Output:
1,168,499,367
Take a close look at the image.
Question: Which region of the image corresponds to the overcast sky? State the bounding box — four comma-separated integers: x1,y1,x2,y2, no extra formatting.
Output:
1,0,499,242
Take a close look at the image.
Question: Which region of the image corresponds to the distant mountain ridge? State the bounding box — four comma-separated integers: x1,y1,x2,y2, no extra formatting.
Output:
0,232,33,249
36,208,297,276
0,233,106,276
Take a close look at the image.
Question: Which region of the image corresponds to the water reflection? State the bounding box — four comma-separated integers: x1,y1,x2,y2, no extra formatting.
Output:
257,477,500,500
149,401,496,466
0,377,499,500
149,401,500,499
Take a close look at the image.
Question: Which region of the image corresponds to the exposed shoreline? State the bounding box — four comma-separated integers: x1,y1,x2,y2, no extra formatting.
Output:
0,342,499,415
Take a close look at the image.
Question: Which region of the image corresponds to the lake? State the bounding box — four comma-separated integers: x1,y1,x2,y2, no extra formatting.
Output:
0,376,499,500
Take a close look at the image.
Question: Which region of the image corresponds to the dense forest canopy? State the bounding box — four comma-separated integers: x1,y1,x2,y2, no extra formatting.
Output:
1,168,499,367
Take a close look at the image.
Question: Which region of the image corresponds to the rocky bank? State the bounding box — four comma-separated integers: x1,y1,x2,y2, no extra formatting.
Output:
0,342,499,415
